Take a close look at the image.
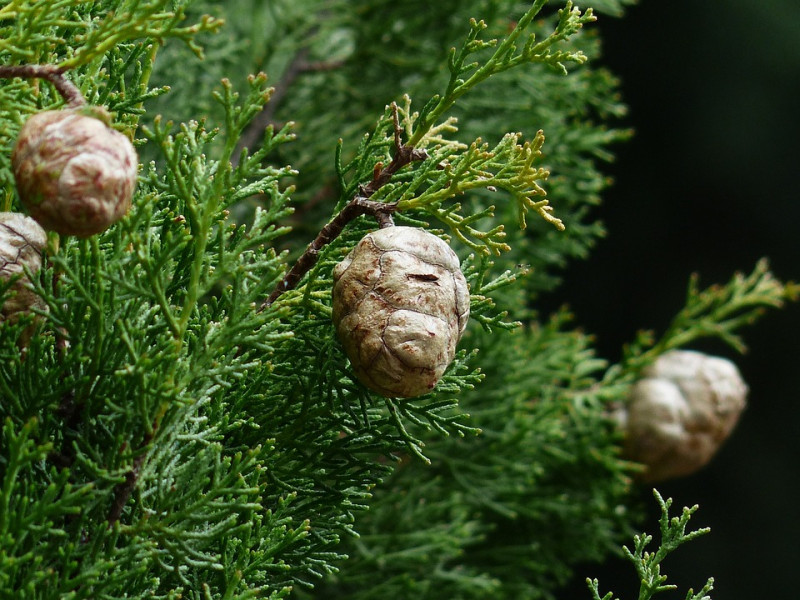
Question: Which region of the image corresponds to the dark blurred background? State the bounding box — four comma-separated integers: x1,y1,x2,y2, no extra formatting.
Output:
553,0,800,598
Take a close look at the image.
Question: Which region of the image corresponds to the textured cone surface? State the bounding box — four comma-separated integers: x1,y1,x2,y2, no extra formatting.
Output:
619,350,748,482
0,212,48,345
332,226,470,398
12,109,138,237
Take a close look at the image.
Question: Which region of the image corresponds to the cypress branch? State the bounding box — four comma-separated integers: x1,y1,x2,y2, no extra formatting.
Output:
0,1,792,599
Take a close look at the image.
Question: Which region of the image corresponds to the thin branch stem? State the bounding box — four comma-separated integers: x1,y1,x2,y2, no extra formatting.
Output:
261,197,397,310
261,103,428,309
107,428,154,526
46,390,82,469
0,64,86,107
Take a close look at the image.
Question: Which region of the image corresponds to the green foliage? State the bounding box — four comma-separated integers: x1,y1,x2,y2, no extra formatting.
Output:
404,0,596,144
150,0,629,295
0,0,792,599
605,259,799,385
588,490,715,600
306,312,633,600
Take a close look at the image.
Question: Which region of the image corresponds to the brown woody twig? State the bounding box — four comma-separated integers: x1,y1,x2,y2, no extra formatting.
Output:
0,64,86,107
261,103,427,310
107,428,155,526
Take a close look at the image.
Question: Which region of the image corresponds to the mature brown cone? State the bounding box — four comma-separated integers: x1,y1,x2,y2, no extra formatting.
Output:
616,350,748,482
332,226,470,398
0,212,48,346
11,108,138,237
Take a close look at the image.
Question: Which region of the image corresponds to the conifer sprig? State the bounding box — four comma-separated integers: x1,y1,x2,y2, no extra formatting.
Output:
33,72,299,526
588,490,714,600
331,2,591,255
461,253,527,331
59,4,223,69
384,130,561,254
270,1,596,304
140,74,296,331
606,259,798,383
407,0,595,147
0,1,221,66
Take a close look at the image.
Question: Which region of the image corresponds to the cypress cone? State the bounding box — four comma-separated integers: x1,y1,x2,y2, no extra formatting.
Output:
11,108,138,237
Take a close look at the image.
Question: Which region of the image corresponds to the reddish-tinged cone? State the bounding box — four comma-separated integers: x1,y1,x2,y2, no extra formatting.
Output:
12,109,138,237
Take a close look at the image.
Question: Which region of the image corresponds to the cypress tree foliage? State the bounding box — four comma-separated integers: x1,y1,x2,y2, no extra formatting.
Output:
0,1,794,599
